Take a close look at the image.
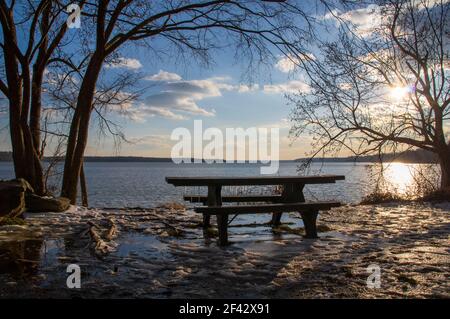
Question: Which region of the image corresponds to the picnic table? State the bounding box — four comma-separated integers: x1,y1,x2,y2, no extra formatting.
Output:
166,175,345,246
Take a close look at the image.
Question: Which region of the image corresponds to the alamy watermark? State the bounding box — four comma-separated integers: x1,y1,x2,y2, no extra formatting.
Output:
66,4,81,29
66,264,81,289
171,120,280,174
366,264,381,289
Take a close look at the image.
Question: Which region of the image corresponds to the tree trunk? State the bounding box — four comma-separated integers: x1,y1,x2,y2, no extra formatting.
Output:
7,77,43,193
8,99,44,194
31,65,44,158
30,3,50,161
61,105,82,200
80,163,88,207
1,12,46,195
9,106,27,179
29,64,46,195
438,145,450,189
32,146,45,195
62,108,92,204
61,55,104,204
3,23,27,183
17,63,45,195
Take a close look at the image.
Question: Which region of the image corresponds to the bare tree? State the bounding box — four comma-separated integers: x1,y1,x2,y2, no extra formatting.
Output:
46,54,143,205
0,0,82,194
289,0,450,189
59,0,325,204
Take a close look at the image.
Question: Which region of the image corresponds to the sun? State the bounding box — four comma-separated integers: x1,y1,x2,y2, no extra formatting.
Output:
389,85,411,101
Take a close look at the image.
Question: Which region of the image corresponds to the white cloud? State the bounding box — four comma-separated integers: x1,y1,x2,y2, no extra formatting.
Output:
143,91,216,117
45,69,78,86
338,82,353,91
146,70,182,81
413,0,450,9
163,79,227,99
137,76,263,120
106,57,142,70
122,71,270,121
100,91,135,111
323,1,450,38
275,54,315,73
126,76,237,121
127,105,187,121
237,84,259,93
322,4,382,37
276,56,297,73
143,106,187,120
263,80,310,94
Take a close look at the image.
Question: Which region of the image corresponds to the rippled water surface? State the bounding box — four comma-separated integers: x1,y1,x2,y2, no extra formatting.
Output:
0,161,436,207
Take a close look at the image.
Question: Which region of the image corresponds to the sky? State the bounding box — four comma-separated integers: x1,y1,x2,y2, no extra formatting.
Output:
79,1,381,160
0,1,332,160
84,49,314,160
1,1,446,160
79,3,325,160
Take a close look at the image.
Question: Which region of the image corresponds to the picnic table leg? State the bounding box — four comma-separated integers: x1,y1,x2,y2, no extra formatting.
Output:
300,210,319,238
203,214,211,228
217,214,228,246
272,183,305,226
271,212,282,226
204,185,222,228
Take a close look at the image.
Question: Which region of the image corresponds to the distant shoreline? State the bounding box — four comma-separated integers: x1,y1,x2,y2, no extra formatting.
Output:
0,149,439,164
0,158,437,164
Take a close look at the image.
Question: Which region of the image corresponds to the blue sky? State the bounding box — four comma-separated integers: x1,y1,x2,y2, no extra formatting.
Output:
67,2,330,160
86,46,313,159
0,1,400,160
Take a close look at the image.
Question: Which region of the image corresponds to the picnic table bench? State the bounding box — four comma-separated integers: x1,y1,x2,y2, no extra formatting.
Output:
166,175,345,246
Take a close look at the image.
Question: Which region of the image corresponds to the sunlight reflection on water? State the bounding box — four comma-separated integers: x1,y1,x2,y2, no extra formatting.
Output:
383,163,416,195
374,163,440,198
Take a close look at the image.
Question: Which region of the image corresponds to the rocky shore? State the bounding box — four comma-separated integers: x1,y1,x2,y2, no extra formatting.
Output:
0,202,448,298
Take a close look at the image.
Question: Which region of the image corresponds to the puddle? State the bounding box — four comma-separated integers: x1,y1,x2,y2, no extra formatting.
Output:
115,233,170,258
0,238,43,277
0,207,345,298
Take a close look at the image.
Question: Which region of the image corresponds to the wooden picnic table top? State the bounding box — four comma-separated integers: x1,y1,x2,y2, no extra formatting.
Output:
165,175,345,186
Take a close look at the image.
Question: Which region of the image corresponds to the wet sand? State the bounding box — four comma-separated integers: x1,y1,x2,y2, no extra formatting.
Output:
0,202,448,298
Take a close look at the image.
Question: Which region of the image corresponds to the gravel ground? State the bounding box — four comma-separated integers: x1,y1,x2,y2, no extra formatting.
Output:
0,202,448,298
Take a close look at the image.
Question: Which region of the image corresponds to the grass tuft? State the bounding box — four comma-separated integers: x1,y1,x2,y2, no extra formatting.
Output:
0,216,26,226
158,202,186,210
360,191,406,205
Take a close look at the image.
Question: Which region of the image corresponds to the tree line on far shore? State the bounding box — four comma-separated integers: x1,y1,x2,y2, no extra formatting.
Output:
0,148,439,164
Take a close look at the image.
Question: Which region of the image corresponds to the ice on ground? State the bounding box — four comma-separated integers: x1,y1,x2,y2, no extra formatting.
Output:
0,202,449,298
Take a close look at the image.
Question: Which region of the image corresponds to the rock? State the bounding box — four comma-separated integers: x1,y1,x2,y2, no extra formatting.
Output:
0,178,70,214
0,178,33,218
26,194,71,212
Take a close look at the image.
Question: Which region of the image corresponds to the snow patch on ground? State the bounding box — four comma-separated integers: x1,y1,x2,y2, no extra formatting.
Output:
0,202,449,298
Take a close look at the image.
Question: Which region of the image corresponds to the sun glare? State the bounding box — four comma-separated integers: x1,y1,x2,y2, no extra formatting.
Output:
389,86,410,101
383,162,415,196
